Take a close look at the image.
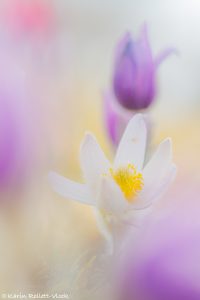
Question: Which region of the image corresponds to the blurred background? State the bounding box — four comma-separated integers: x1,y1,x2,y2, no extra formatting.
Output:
0,0,199,298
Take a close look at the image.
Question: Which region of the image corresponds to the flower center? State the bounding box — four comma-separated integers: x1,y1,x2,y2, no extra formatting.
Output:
110,164,144,202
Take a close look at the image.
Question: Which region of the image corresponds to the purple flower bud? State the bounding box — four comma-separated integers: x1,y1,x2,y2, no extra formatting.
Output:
113,25,171,110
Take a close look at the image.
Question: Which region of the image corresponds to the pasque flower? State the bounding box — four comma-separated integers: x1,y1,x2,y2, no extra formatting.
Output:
113,25,172,110
49,114,176,245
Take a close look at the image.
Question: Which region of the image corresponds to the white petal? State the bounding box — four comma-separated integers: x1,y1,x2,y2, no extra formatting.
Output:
114,114,147,170
49,171,93,205
133,163,176,209
122,206,153,227
129,194,153,210
146,163,177,203
97,177,128,214
127,137,175,210
80,133,111,191
142,138,172,189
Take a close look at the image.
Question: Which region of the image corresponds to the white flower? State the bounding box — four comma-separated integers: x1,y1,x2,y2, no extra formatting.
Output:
49,114,176,247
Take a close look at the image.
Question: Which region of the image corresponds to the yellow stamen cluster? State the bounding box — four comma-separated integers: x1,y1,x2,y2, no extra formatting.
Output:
110,163,144,202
